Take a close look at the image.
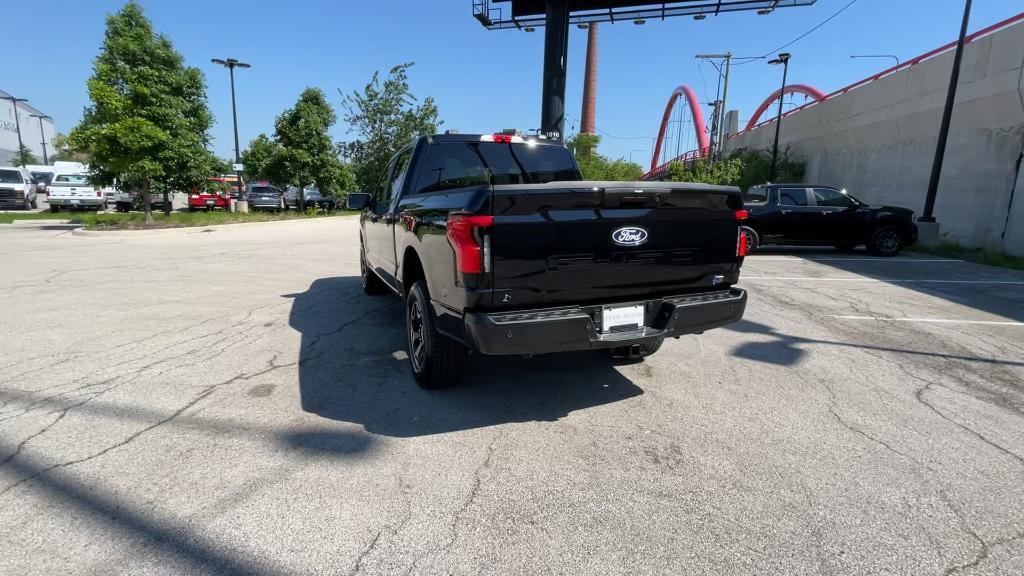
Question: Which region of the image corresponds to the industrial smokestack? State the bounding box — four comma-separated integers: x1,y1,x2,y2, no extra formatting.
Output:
580,22,598,134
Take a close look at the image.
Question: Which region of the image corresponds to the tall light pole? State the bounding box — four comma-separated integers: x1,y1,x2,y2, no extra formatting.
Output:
767,53,791,182
29,114,51,164
2,95,28,166
919,0,973,240
211,57,251,211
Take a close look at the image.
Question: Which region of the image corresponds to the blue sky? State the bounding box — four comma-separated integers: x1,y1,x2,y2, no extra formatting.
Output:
7,1,1021,168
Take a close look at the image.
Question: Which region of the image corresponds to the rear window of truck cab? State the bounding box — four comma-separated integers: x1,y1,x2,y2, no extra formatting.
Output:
54,174,90,184
415,142,579,195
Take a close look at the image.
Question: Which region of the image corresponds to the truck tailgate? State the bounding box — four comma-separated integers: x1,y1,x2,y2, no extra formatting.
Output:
489,181,743,308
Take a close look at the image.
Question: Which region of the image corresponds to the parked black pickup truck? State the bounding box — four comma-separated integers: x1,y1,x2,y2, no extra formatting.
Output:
742,184,918,256
348,133,749,388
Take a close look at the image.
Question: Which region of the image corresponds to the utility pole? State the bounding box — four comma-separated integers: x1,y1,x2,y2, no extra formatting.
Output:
707,100,721,167
768,53,791,182
695,53,732,159
919,0,973,245
30,114,51,164
540,0,570,140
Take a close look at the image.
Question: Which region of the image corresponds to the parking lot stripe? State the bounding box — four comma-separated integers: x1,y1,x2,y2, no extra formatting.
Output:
748,257,963,262
741,277,1024,285
831,315,1024,326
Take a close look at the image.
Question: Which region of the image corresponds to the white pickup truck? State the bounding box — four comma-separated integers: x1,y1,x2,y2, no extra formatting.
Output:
47,173,107,212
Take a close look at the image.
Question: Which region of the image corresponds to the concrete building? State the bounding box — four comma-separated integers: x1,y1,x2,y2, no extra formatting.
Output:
725,15,1024,255
1,89,57,166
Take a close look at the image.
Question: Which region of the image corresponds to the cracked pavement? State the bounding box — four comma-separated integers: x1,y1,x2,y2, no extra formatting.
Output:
1,220,1022,575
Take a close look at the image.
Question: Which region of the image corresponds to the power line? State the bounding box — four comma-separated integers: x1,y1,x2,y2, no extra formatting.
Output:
564,112,657,142
697,60,710,102
736,0,862,65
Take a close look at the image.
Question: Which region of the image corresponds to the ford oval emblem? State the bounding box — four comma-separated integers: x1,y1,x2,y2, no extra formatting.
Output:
611,226,649,247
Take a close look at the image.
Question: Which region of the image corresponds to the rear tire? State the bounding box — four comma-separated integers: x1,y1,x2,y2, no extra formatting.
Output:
741,226,759,254
360,242,387,296
867,226,904,257
30,197,38,209
49,205,59,213
406,280,466,389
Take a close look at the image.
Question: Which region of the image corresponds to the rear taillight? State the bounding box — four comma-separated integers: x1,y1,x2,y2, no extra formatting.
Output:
446,214,494,275
737,228,748,258
734,209,748,221
96,190,102,197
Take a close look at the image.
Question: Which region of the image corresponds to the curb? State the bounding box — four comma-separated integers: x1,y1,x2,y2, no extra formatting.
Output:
69,215,359,237
9,219,75,226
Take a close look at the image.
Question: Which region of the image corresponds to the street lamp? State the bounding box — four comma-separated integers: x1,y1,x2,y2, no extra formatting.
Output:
211,57,251,211
919,0,973,244
29,114,51,164
2,95,29,166
767,52,791,182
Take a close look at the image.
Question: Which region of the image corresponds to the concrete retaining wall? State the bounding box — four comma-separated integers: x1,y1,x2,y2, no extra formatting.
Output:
725,20,1024,255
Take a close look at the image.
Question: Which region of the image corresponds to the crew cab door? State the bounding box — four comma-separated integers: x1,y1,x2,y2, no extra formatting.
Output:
364,146,413,288
809,187,859,242
761,187,815,241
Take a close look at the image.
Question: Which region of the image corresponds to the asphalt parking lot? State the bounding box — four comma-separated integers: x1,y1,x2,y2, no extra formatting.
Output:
1,218,1022,575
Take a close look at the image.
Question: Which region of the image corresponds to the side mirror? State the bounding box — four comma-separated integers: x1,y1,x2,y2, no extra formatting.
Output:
346,192,371,210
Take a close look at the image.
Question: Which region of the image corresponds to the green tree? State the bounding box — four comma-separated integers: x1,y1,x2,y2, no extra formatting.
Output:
211,156,233,175
51,132,92,163
11,145,38,167
666,156,744,186
566,133,643,181
240,133,281,183
70,1,216,221
340,63,441,191
731,148,805,191
266,88,347,195
663,149,805,189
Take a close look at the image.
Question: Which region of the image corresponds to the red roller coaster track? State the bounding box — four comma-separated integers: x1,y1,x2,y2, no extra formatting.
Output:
650,85,708,172
743,84,827,131
642,11,1024,181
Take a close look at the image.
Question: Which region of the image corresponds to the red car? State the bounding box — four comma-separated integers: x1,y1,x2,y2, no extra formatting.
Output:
188,178,234,211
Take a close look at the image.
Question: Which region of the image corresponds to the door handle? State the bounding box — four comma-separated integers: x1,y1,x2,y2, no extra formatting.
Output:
779,209,792,214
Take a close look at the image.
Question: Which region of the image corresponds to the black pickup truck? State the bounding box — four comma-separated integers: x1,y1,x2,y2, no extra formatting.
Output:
347,133,748,388
741,184,918,256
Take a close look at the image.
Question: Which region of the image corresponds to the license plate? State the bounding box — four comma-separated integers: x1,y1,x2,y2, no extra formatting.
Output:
70,199,80,205
601,304,645,333
206,200,215,205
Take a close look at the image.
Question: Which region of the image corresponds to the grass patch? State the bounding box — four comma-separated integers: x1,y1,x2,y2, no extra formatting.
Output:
910,239,1024,271
84,209,358,230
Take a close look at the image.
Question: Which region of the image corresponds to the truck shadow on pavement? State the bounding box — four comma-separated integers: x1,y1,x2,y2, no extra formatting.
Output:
286,277,643,438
